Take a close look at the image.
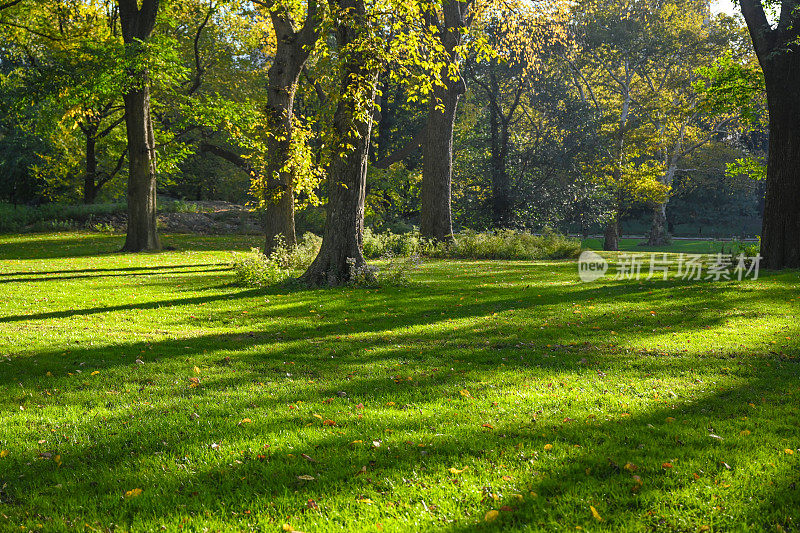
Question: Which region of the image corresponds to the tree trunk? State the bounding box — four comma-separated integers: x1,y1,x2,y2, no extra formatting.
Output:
420,80,461,242
118,0,160,252
121,82,160,252
603,215,620,251
263,49,301,254
260,3,319,254
759,64,800,268
490,100,511,227
83,132,98,204
648,165,676,246
301,0,377,286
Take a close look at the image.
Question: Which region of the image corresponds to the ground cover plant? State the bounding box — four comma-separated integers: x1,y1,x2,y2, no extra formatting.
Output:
0,233,798,532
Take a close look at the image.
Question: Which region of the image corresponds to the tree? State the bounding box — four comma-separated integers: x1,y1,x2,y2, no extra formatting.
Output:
739,0,800,268
301,0,380,285
252,0,321,254
419,0,475,241
118,0,162,252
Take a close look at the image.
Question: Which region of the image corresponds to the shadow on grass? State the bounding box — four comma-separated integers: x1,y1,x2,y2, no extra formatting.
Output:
1,357,798,531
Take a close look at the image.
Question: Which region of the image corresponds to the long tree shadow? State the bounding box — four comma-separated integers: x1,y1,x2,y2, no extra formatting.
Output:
1,358,797,531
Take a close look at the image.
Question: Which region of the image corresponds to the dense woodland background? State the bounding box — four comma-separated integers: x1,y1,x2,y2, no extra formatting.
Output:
0,0,788,275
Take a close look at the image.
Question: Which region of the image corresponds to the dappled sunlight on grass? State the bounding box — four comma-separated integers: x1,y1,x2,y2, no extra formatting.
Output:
0,233,798,531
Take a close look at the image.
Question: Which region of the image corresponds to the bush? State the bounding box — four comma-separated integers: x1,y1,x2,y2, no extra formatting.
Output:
362,228,581,261
231,233,322,287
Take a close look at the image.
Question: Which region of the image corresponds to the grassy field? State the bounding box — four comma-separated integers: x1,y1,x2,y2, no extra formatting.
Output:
0,232,798,532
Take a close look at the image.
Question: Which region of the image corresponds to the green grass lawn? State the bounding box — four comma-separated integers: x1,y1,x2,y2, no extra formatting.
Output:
0,232,799,532
581,238,750,255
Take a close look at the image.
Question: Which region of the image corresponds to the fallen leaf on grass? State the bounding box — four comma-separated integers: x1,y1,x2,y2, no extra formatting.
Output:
0,450,8,458
449,467,468,474
239,418,252,425
662,462,673,469
282,524,304,533
624,463,638,472
323,420,336,426
90,371,100,376
740,430,751,436
590,506,603,522
53,455,61,467
124,488,143,498
544,444,553,451
484,510,499,522
482,424,494,430
297,475,315,481
459,389,473,399
785,449,794,455
358,498,374,504
301,454,317,463
193,366,201,374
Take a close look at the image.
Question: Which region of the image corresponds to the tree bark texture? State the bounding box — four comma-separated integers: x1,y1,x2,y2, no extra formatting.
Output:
301,0,377,285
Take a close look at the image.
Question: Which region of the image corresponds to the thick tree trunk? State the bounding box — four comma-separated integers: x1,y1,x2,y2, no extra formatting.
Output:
420,80,461,242
759,65,800,268
118,0,160,252
647,202,670,246
419,0,471,242
83,133,98,204
121,82,160,252
301,0,377,286
263,50,301,254
603,215,620,251
648,165,676,246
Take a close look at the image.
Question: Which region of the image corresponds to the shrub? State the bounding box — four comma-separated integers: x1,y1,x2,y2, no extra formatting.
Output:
231,248,289,287
231,233,322,287
363,228,581,261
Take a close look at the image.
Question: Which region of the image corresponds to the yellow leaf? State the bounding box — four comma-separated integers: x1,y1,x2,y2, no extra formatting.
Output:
449,467,467,474
358,498,374,504
297,475,315,481
665,417,675,423
544,444,553,451
193,366,201,374
590,505,603,522
0,450,8,458
624,462,638,472
740,430,751,436
459,389,472,398
54,455,62,467
240,418,252,424
484,510,500,522
124,488,143,498
91,371,100,376
313,414,323,420
350,440,363,445
785,449,794,455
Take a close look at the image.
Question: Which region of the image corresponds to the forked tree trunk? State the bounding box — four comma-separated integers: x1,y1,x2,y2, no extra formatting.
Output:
121,83,160,251
759,64,800,268
301,0,377,286
420,80,462,242
261,2,319,255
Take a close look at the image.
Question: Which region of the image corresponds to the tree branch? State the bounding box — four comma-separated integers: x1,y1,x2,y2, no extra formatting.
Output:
373,126,426,169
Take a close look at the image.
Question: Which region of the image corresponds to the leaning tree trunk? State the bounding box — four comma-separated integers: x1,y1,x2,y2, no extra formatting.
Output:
121,81,160,252
301,0,377,286
420,79,462,242
759,64,800,268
